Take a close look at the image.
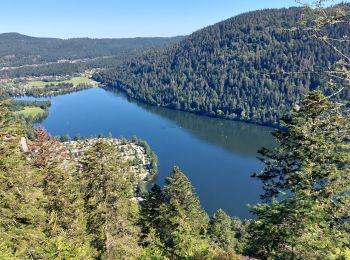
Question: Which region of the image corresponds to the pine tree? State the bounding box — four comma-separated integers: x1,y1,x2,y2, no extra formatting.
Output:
28,127,65,168
249,91,350,259
159,166,212,258
139,184,166,240
139,229,165,260
29,127,95,259
0,104,47,258
231,217,249,255
208,209,237,253
138,185,168,258
79,140,142,259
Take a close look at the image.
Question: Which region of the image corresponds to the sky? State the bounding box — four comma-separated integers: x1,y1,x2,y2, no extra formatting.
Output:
0,0,301,39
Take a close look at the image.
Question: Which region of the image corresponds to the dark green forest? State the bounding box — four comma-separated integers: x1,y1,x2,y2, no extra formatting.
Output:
0,33,183,78
0,33,184,67
1,2,350,259
0,57,119,78
94,7,350,126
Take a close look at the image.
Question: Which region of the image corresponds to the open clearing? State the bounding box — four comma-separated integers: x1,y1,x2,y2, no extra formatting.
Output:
28,76,97,87
15,107,45,118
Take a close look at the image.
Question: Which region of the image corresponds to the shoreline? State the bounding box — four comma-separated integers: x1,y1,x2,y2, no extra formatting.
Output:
62,137,158,197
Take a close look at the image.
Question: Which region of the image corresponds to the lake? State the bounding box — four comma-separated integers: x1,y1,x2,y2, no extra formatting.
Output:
18,87,275,219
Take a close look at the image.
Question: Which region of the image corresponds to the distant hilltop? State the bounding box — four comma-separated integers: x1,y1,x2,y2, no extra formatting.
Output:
0,32,185,68
94,6,350,127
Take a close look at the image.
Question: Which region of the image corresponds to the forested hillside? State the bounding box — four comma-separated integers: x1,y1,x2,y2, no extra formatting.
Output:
0,33,184,79
0,33,183,67
94,7,350,126
2,2,350,259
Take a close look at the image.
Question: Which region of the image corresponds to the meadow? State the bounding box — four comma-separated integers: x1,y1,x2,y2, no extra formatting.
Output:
28,76,96,87
14,106,45,118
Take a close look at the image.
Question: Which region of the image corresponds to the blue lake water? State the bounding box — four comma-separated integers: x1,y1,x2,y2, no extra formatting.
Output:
18,87,275,219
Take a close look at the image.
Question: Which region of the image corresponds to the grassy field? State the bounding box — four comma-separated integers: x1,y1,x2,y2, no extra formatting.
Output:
15,107,45,118
28,76,97,87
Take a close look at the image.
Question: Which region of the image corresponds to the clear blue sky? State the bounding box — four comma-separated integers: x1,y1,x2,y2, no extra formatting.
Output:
0,0,300,39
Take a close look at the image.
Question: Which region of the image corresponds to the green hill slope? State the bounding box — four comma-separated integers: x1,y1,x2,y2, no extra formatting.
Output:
0,33,184,67
94,7,350,126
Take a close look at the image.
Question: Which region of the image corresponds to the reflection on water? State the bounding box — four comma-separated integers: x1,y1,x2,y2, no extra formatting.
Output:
18,87,276,219
136,101,275,157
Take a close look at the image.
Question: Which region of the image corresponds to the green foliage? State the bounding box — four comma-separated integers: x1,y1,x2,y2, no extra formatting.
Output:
95,6,350,126
140,167,213,258
29,128,96,259
162,166,209,238
79,140,142,259
14,106,48,124
45,235,94,260
0,102,246,259
0,104,47,258
139,184,166,239
249,91,350,259
0,106,247,259
212,251,243,260
0,33,184,78
60,134,71,142
231,217,249,255
7,100,51,111
28,76,95,87
208,209,237,253
139,235,165,260
0,33,184,67
24,82,92,97
6,100,51,123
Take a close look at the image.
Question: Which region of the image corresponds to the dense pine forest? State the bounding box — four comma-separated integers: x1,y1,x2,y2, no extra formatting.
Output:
2,2,350,259
94,6,350,126
0,33,183,67
0,33,183,78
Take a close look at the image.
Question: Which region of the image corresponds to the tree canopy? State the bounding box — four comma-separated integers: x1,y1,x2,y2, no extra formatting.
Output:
95,6,350,126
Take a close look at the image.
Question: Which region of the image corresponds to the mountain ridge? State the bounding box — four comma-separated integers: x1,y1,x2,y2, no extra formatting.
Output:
0,32,185,41
0,32,185,68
